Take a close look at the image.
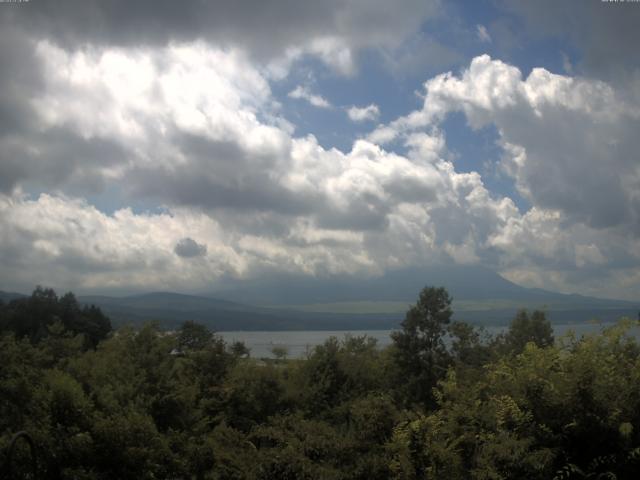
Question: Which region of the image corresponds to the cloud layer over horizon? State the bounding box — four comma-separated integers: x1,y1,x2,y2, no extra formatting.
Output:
1,0,639,300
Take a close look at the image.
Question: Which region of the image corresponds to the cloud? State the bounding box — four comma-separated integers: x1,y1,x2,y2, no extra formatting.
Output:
1,0,441,75
174,237,207,258
0,42,536,293
0,142,523,293
26,41,301,213
23,41,465,236
1,16,640,301
5,183,639,299
499,0,640,86
379,34,463,77
476,24,491,43
370,55,640,232
347,104,380,122
488,206,640,300
356,53,640,298
0,193,243,293
288,85,332,109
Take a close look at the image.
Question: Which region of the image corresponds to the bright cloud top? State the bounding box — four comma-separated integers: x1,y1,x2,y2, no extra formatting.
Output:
371,55,640,231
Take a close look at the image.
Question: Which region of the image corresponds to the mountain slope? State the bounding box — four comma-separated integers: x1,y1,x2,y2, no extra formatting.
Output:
77,292,397,331
80,292,245,312
206,265,637,327
0,290,27,303
210,265,634,308
4,266,637,330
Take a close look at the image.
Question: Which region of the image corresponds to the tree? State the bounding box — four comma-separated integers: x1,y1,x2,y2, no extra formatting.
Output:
271,345,289,362
447,320,493,370
225,362,288,431
80,304,112,347
499,309,554,354
230,341,250,358
0,287,111,348
295,335,386,415
391,286,453,408
177,320,213,352
2,286,57,341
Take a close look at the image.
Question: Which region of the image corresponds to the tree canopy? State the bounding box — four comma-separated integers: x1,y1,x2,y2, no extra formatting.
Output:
0,286,111,348
391,286,453,407
1,286,639,479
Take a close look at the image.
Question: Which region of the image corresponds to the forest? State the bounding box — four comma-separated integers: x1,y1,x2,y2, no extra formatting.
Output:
1,286,639,479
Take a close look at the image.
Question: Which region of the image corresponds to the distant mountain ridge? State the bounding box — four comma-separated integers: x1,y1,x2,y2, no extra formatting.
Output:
0,291,26,303
79,292,245,312
72,292,397,331
208,265,634,308
1,266,637,330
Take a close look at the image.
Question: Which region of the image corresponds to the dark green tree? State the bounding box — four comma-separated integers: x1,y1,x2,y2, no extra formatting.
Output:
225,362,288,431
5,286,58,341
229,340,250,358
391,286,453,408
177,320,213,352
0,287,111,347
80,304,112,347
500,309,554,354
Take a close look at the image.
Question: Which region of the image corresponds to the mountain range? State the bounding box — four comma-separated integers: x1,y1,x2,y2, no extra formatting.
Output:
2,266,637,330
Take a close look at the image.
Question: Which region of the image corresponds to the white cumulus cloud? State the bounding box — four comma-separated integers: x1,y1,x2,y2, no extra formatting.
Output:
288,85,332,109
369,54,640,231
347,104,380,122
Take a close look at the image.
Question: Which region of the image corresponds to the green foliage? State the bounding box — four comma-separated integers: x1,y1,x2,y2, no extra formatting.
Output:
448,320,494,372
497,309,554,354
177,319,214,351
295,335,386,414
0,286,111,347
92,411,176,478
391,286,453,407
271,345,289,361
250,414,346,479
2,286,640,479
229,340,250,358
225,362,289,431
388,412,465,479
200,422,257,479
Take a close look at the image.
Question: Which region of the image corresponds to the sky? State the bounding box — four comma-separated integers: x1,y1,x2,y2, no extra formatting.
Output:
1,0,640,300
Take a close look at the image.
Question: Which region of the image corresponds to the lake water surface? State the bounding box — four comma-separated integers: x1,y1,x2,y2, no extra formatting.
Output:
220,322,640,358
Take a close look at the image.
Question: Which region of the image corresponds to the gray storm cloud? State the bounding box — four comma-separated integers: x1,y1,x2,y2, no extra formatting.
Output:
174,238,208,258
499,0,640,87
2,0,440,74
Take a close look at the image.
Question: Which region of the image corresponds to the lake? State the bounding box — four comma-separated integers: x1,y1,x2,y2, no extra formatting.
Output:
220,322,640,358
